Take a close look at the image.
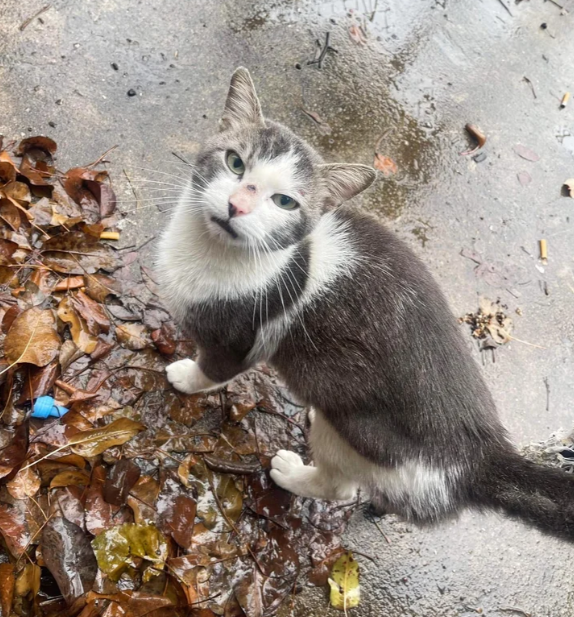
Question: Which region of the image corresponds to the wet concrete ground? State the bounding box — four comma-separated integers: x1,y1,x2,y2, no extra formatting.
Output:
1,0,574,614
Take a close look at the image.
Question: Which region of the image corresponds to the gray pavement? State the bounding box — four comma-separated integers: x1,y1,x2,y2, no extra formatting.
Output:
1,0,574,614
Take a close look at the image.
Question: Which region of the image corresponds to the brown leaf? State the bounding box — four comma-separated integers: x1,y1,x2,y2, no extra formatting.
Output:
127,475,160,524
64,168,111,222
16,360,60,404
0,503,30,556
15,563,40,598
235,567,264,617
116,323,152,350
0,424,28,479
373,153,398,176
103,459,141,506
4,307,60,366
50,469,91,489
513,144,540,162
58,296,99,354
42,231,119,274
0,563,15,616
15,136,58,157
85,466,131,535
69,289,110,334
42,516,98,605
6,465,41,499
151,322,177,356
159,493,197,550
54,276,85,292
69,417,146,457
84,272,121,302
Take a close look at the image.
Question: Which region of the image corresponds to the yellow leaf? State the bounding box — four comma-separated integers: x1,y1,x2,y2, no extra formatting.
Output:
4,307,60,367
328,551,360,612
50,469,91,489
69,418,146,457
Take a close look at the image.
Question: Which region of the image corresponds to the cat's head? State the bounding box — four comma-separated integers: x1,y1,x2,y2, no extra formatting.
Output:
190,67,376,250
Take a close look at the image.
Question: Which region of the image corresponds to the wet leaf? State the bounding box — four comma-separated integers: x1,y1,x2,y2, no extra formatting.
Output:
104,459,141,506
69,418,146,457
0,423,28,479
4,307,60,366
16,360,60,404
42,516,98,605
50,469,91,489
0,503,29,556
128,475,160,524
373,153,398,176
6,465,41,499
58,296,99,354
0,563,15,615
85,466,131,535
328,551,360,610
15,563,40,598
84,272,121,302
92,523,168,581
151,322,177,356
235,567,263,617
42,231,119,274
513,144,540,162
159,493,197,550
116,323,152,350
69,289,111,334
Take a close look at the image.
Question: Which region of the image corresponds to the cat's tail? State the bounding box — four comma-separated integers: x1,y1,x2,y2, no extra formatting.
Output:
472,449,574,542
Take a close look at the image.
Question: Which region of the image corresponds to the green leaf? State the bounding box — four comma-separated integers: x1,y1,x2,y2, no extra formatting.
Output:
92,523,168,582
328,551,360,611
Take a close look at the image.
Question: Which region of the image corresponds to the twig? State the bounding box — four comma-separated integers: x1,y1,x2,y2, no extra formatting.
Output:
373,518,391,544
19,4,51,31
496,0,513,16
307,32,338,69
123,168,141,210
546,0,565,9
85,145,119,169
544,377,550,412
349,549,378,565
522,76,537,99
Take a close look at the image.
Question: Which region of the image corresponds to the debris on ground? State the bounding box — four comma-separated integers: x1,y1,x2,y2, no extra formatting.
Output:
0,137,352,617
328,551,361,612
301,108,332,136
460,124,486,156
459,297,513,349
562,178,574,197
539,238,548,263
560,92,570,109
521,428,574,473
513,144,540,162
373,131,398,176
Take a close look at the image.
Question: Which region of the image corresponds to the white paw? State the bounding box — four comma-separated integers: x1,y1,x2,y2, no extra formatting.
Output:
166,359,200,394
270,450,307,493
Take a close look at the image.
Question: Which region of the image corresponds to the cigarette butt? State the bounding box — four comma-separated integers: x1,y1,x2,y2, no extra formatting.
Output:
539,239,548,262
100,231,120,240
560,92,570,109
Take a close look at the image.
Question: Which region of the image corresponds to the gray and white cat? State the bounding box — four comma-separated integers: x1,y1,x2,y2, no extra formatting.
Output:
158,68,574,538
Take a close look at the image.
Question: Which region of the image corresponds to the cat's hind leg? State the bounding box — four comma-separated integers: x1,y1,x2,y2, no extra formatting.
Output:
270,408,360,501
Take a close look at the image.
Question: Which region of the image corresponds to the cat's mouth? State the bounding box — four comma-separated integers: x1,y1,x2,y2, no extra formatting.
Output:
210,216,238,239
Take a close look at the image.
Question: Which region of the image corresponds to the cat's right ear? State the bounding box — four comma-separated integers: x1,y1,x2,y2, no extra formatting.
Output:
319,163,377,208
219,67,265,132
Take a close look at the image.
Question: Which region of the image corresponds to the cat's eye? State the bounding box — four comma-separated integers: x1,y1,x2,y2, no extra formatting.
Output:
272,194,299,210
226,151,245,175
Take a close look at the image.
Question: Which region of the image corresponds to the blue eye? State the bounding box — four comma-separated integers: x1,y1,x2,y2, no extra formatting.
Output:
226,151,245,175
272,194,299,210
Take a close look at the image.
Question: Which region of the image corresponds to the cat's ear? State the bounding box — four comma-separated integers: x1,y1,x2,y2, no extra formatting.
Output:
219,67,265,132
319,164,376,207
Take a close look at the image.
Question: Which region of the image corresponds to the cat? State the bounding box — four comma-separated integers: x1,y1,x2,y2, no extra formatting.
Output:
158,67,574,539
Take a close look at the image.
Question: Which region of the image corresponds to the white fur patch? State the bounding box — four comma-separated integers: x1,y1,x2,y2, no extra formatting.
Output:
288,408,456,516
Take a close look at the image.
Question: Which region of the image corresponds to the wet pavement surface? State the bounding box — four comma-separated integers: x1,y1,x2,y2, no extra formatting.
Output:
1,0,574,614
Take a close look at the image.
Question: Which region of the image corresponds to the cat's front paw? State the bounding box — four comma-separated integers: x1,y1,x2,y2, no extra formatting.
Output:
166,359,202,394
270,450,306,493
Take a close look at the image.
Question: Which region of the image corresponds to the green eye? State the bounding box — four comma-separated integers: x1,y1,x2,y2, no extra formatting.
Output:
272,194,299,210
226,151,245,175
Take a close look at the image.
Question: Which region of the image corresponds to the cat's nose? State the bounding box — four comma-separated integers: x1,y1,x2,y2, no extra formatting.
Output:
228,198,250,218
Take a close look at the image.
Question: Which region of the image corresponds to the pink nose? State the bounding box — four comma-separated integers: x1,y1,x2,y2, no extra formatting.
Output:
228,185,256,217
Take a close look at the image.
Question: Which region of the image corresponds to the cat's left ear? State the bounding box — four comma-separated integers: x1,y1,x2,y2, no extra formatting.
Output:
319,164,376,207
219,67,265,132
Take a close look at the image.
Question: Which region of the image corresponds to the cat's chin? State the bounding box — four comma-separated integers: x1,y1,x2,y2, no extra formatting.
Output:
206,216,249,248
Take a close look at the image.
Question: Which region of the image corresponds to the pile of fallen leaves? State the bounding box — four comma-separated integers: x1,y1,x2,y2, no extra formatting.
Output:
0,137,354,617
459,297,513,350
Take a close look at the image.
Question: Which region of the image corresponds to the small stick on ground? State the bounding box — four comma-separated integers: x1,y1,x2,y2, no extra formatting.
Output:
496,0,513,16
544,377,550,412
307,32,338,69
20,4,51,31
499,606,531,617
373,518,391,544
123,168,141,210
522,76,537,99
85,144,118,168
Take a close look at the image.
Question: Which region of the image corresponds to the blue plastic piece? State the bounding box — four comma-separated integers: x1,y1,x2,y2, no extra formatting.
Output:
32,396,69,419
